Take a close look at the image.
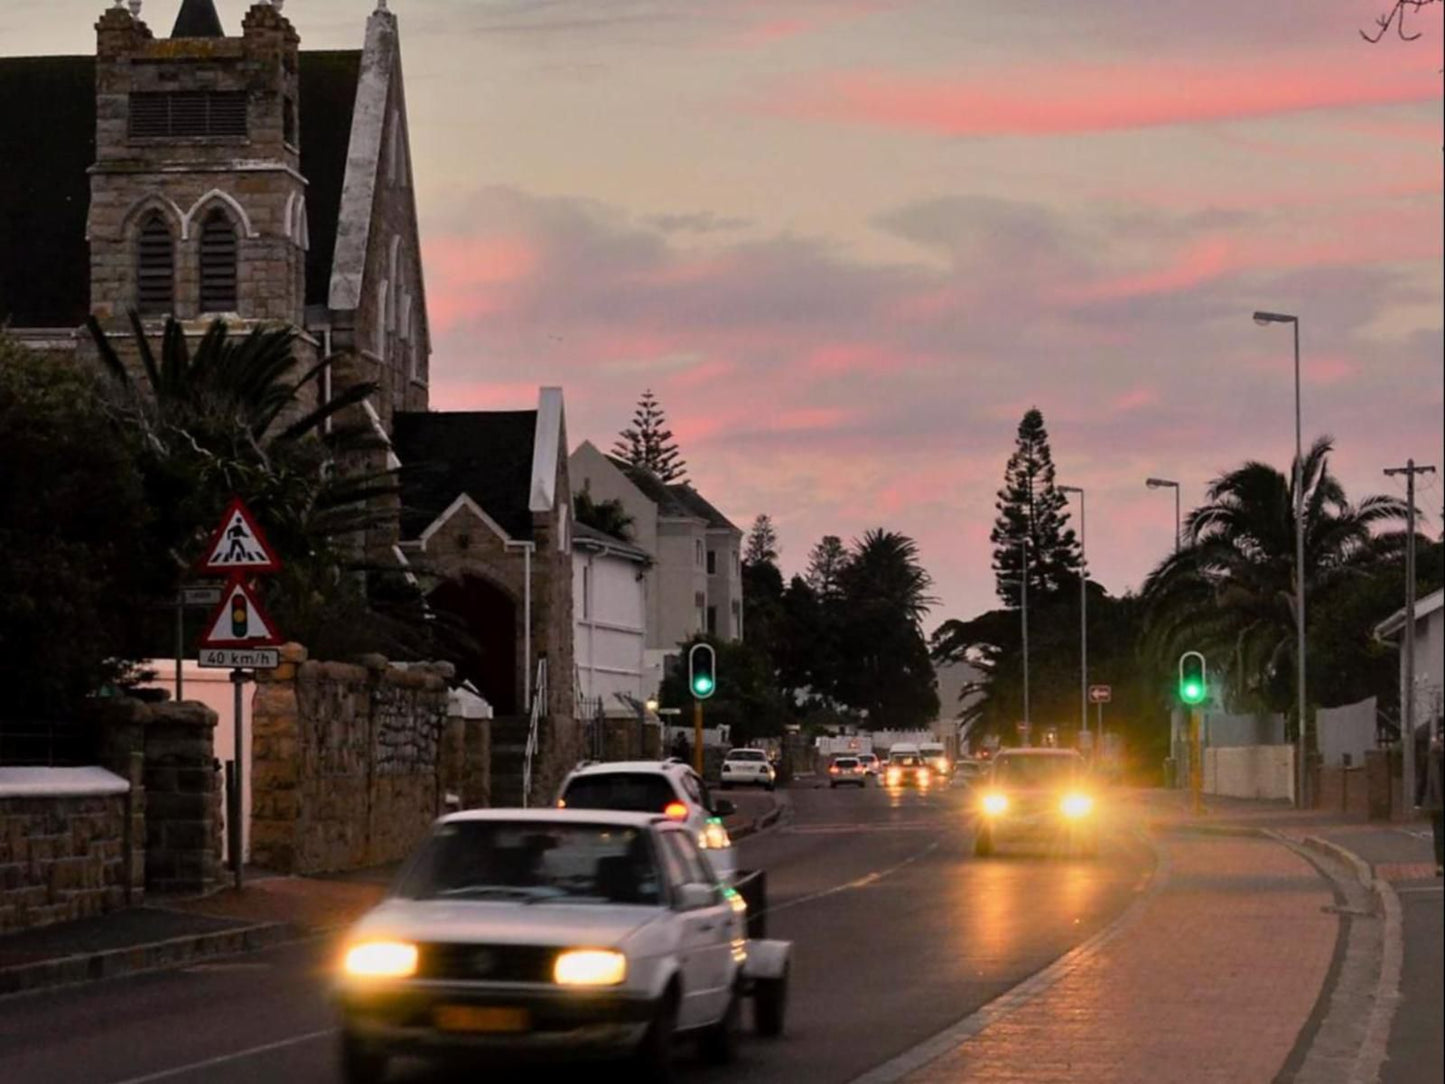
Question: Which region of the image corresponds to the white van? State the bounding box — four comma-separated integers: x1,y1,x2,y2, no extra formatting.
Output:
919,741,952,778
886,742,921,759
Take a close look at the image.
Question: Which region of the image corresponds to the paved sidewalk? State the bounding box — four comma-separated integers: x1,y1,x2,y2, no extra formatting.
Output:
901,820,1337,1084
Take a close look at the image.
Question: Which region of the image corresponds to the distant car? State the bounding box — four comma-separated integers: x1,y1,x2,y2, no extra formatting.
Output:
720,748,777,792
883,752,932,789
827,756,868,788
955,759,986,784
855,753,881,776
919,742,952,779
333,809,791,1083
555,760,739,884
973,748,1098,858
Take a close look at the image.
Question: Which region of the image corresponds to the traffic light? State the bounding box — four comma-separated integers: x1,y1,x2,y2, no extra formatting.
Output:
688,643,717,700
1178,651,1207,706
231,592,248,637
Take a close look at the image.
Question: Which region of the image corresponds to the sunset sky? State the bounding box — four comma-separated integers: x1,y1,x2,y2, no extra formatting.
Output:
13,0,1444,624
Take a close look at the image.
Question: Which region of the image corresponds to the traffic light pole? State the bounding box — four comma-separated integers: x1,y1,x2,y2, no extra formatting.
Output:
693,699,704,776
1189,706,1203,815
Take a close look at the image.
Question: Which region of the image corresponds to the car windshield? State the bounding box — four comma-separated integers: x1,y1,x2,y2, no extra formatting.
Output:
835,758,859,768
728,750,767,761
993,755,1086,787
561,773,679,814
393,821,663,905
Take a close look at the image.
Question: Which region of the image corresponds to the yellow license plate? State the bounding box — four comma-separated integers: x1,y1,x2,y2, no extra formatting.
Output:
434,1005,531,1033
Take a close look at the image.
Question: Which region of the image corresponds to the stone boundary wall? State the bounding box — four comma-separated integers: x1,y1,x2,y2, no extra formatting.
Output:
0,765,141,934
250,645,454,874
1203,744,1295,801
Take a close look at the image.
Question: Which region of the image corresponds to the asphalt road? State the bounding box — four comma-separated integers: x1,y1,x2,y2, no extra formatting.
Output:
0,776,1154,1084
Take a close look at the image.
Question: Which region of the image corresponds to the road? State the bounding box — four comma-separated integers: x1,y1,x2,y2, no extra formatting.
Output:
0,777,1154,1084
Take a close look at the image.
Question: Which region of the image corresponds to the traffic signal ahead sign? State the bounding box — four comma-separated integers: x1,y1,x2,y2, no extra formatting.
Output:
688,643,717,700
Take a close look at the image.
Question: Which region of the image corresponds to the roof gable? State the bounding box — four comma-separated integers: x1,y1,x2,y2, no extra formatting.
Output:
171,0,225,38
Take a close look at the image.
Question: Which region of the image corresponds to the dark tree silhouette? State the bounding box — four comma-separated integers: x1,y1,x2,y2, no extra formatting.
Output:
612,389,688,482
989,408,1080,608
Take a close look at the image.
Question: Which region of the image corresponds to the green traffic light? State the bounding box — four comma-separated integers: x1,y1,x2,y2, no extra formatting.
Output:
1181,680,1204,705
692,675,714,696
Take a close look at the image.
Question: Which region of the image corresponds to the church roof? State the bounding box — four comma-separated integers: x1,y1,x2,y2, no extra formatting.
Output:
393,412,541,543
171,0,225,38
0,50,360,328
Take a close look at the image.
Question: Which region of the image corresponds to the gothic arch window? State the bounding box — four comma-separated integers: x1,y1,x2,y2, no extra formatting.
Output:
198,209,238,312
136,212,175,314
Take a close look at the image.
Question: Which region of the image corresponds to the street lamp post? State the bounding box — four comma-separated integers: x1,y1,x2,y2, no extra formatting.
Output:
1020,538,1030,742
1145,478,1181,553
1060,486,1089,756
1253,310,1308,809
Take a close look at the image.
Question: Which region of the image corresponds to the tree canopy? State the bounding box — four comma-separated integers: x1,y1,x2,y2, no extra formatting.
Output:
612,389,687,482
989,408,1080,607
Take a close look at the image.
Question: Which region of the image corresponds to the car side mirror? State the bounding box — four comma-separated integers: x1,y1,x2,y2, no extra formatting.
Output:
713,798,736,817
675,882,718,911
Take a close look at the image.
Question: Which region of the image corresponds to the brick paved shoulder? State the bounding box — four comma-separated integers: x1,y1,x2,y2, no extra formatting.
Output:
905,832,1337,1084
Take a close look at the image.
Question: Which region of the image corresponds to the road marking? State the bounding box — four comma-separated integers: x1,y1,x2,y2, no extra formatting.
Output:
783,821,946,835
763,842,939,917
1395,884,1443,895
105,1028,335,1084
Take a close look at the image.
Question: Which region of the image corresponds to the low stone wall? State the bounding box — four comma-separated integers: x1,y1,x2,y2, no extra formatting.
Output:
0,767,139,934
250,646,454,874
1315,765,1369,818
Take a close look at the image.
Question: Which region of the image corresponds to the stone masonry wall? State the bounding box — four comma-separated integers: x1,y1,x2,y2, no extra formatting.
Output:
0,789,133,935
250,645,453,874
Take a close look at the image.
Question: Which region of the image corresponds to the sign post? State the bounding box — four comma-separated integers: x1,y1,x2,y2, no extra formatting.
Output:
1088,685,1111,760
195,497,283,891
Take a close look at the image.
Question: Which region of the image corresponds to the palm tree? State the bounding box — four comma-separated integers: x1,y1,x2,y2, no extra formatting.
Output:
1142,436,1409,721
86,313,425,658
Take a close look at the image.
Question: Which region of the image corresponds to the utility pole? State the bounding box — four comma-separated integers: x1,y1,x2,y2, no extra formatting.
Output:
1061,486,1087,756
1020,538,1030,742
1383,459,1435,810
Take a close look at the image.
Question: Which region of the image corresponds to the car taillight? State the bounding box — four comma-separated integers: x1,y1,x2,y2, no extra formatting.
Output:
663,801,689,820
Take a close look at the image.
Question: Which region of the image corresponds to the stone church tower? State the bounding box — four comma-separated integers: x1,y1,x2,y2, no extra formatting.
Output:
88,0,309,330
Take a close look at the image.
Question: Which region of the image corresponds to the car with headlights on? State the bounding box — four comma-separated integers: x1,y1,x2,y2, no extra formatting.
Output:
883,752,932,789
919,742,953,780
973,748,1098,858
855,752,881,777
334,809,791,1083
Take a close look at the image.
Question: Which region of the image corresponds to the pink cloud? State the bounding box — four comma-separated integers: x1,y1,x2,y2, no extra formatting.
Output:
424,235,539,330
1113,387,1160,412
768,59,1441,137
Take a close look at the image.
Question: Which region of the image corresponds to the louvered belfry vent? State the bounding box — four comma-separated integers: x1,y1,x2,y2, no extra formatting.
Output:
136,212,175,314
199,210,239,313
129,92,248,139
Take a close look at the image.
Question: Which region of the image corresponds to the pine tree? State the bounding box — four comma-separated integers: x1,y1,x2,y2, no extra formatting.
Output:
804,535,848,598
744,514,780,567
612,389,687,482
989,407,1080,607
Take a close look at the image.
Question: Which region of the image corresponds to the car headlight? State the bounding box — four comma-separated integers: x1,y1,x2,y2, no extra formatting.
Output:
981,793,1009,816
886,769,901,784
698,818,731,850
343,940,418,979
554,949,627,986
1060,793,1094,819
918,769,931,784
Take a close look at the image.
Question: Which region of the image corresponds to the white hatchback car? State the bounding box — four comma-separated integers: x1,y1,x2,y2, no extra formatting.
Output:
720,748,776,791
555,760,739,884
334,810,790,1083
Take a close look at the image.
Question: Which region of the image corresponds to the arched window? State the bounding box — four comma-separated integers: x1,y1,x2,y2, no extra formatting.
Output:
198,209,238,312
136,212,175,314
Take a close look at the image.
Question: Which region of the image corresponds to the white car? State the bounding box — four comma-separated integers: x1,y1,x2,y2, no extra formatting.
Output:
333,810,790,1083
720,748,776,792
556,760,739,884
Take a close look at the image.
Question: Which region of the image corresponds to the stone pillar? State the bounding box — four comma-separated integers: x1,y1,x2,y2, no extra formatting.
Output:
141,702,222,894
249,642,307,872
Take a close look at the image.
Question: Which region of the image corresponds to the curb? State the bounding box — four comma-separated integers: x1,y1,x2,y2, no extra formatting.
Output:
728,795,786,841
1299,835,1404,1084
0,920,296,999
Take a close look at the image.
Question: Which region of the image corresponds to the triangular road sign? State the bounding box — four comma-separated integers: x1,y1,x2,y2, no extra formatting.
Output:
198,578,283,648
197,497,281,574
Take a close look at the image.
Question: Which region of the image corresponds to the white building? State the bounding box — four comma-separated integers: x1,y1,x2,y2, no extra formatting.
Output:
1375,587,1444,738
572,523,651,719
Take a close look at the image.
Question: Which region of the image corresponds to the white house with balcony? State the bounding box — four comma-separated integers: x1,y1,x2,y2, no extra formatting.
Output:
1375,587,1444,740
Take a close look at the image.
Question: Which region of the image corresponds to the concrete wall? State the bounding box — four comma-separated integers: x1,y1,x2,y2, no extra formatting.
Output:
0,767,140,934
1203,745,1295,801
1316,698,1377,768
656,518,708,650
249,645,452,874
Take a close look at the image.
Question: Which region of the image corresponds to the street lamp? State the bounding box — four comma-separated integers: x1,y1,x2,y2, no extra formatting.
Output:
1252,309,1308,809
1145,478,1181,553
1059,485,1089,756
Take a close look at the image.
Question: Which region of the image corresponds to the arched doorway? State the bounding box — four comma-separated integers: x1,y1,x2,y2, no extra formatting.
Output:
429,574,519,715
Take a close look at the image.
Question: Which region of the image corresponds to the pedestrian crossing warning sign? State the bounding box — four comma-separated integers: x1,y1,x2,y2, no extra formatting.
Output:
197,497,281,573
198,578,283,648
